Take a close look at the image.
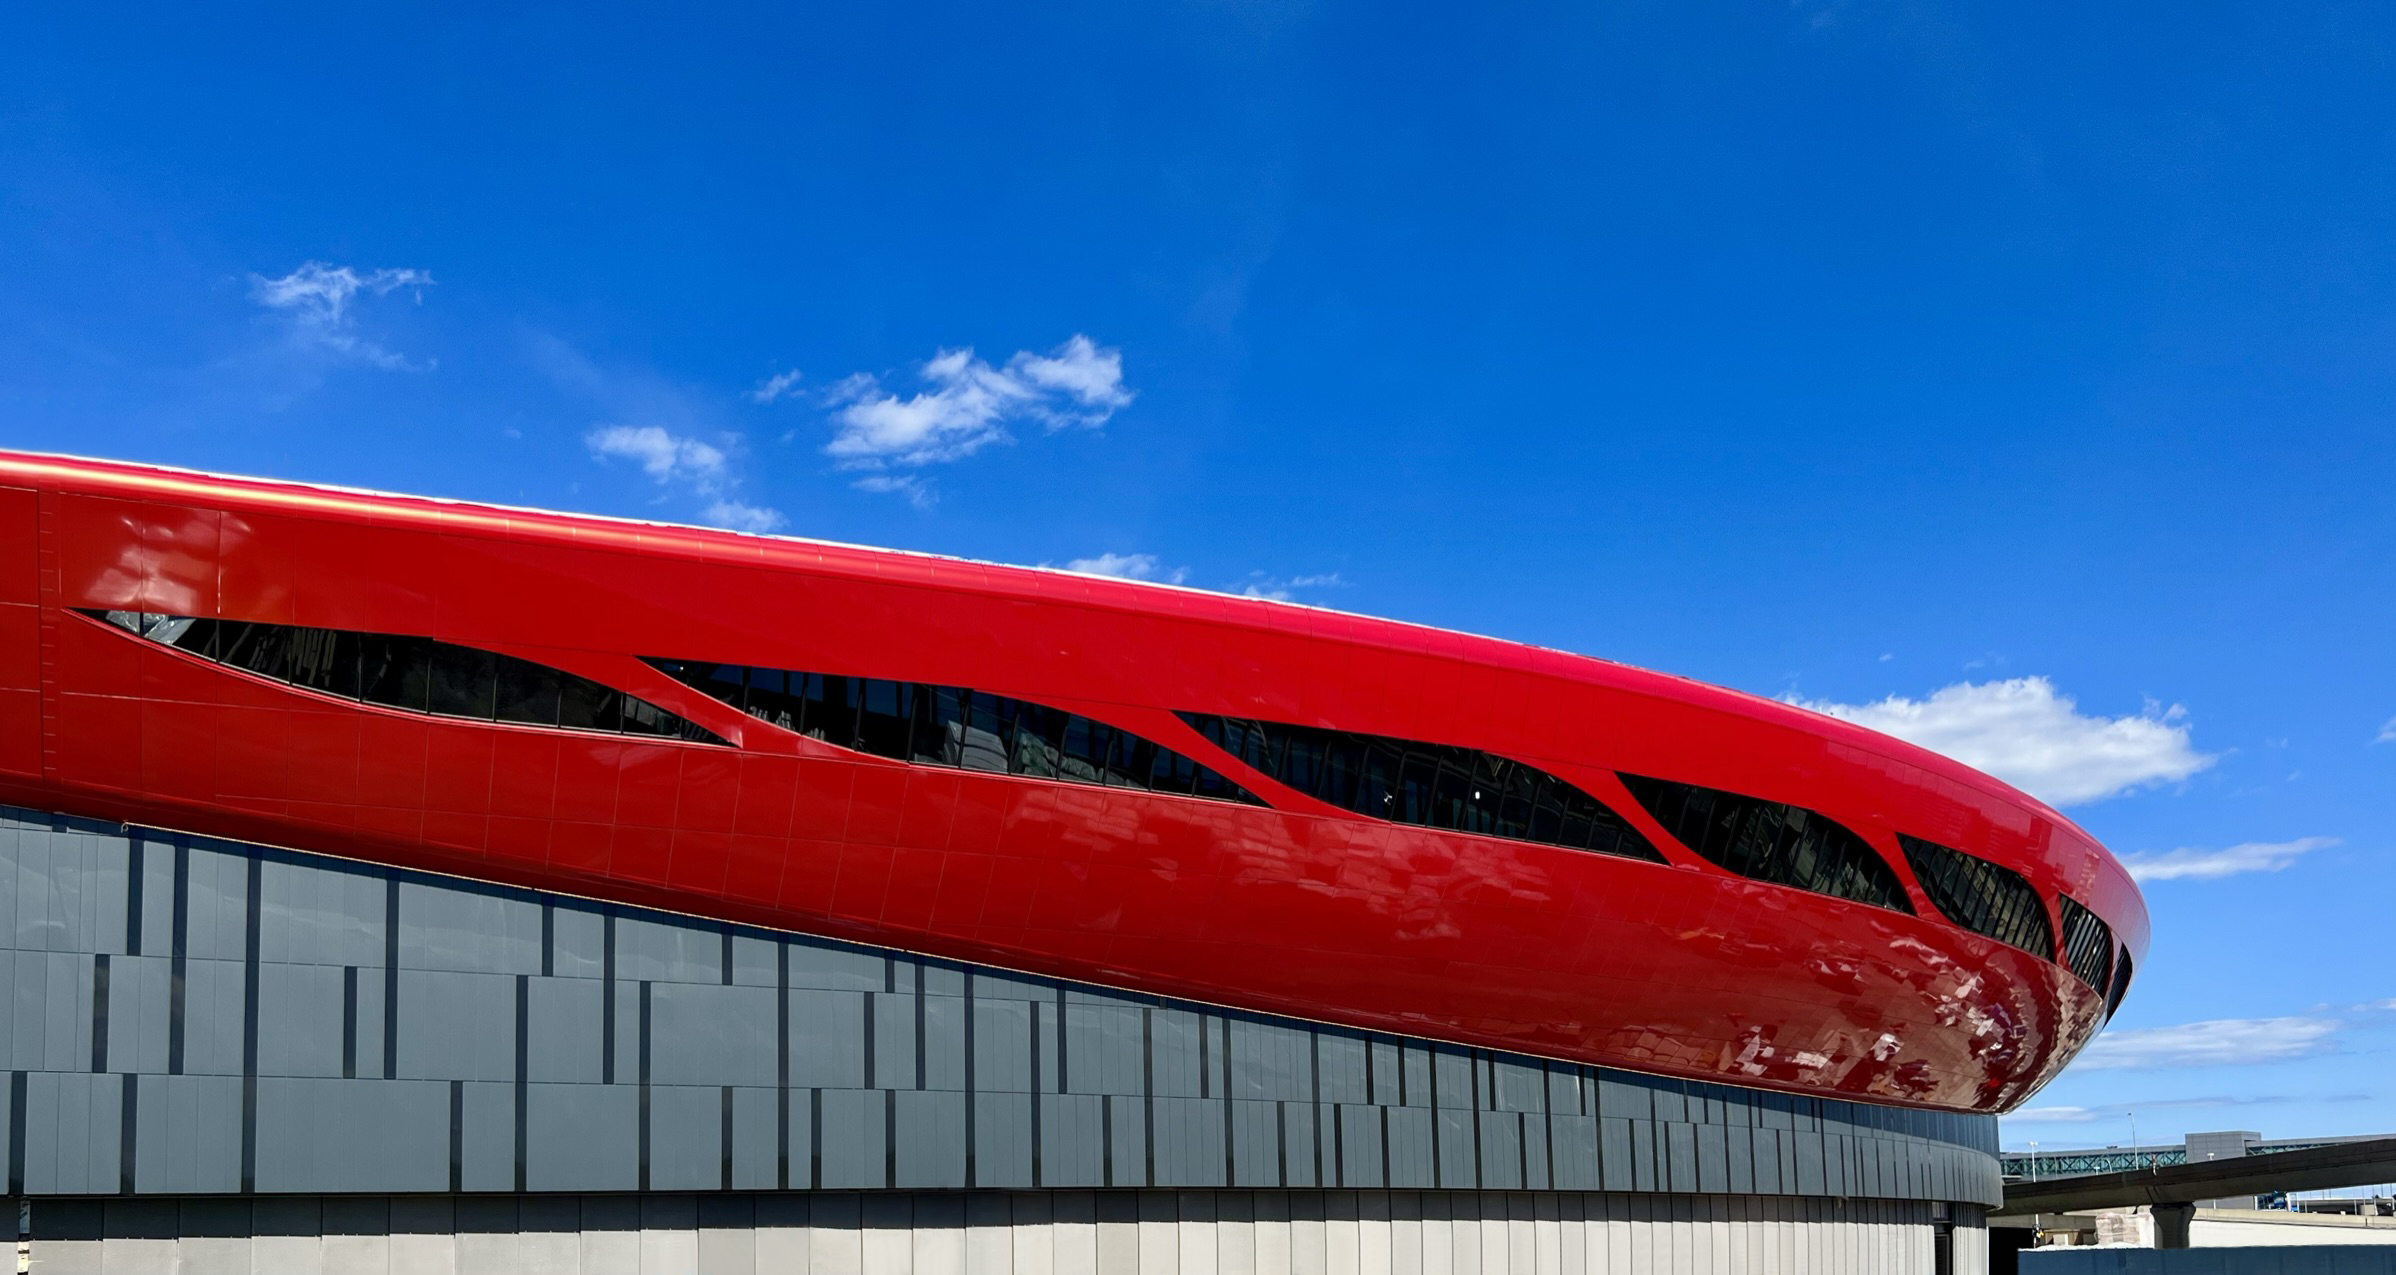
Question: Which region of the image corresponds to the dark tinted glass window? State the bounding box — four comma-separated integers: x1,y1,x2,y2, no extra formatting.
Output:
1177,713,1663,862
650,660,1261,806
1897,835,2054,958
2105,949,2133,1019
90,610,723,744
1616,774,1913,912
2057,894,2114,992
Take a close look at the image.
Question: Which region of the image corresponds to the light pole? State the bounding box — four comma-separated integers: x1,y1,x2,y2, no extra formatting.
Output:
2030,1141,2040,1183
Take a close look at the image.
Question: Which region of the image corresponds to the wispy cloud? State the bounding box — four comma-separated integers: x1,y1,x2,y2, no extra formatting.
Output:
2074,1016,2343,1071
586,424,726,487
2377,715,2396,745
1052,552,1189,585
748,369,803,404
584,424,783,532
850,474,934,510
1788,676,2215,806
536,333,785,534
1234,571,1345,602
2007,1094,2333,1126
248,261,434,369
817,335,1133,499
2122,837,2339,883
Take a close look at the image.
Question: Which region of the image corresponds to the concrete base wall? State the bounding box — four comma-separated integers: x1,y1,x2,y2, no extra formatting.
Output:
26,1189,1988,1274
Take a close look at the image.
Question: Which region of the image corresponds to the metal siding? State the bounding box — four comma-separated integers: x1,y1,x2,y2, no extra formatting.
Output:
787,989,866,1089
817,1088,889,1189
647,1083,722,1190
649,982,776,1088
522,1082,639,1192
255,961,344,1078
526,976,605,1083
894,1089,967,1188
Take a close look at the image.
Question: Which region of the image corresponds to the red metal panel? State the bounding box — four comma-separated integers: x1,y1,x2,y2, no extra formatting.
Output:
0,449,2149,1112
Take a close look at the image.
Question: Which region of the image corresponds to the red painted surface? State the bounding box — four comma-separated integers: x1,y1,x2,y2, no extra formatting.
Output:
0,451,2147,1113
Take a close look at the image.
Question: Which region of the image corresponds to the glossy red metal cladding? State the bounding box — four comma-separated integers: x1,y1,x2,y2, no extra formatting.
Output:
0,452,2147,1113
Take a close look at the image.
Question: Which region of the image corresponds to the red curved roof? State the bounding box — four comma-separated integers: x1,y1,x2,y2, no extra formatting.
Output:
0,450,2146,1112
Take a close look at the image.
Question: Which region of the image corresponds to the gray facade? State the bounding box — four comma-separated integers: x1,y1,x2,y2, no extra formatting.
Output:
0,803,2001,1205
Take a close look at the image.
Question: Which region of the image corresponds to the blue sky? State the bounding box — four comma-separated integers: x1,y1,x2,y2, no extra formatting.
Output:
5,4,2392,1150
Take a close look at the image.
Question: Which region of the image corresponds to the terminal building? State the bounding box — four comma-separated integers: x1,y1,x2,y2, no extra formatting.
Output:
0,453,2147,1273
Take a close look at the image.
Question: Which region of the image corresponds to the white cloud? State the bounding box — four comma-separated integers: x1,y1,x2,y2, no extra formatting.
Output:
748,369,803,404
1233,571,1346,602
1788,676,2215,807
585,425,728,486
851,474,935,510
584,424,784,534
2121,837,2338,883
1056,552,1188,584
704,500,786,534
2007,1105,2102,1124
822,335,1134,476
248,260,433,369
2074,1016,2342,1071
2377,715,2396,744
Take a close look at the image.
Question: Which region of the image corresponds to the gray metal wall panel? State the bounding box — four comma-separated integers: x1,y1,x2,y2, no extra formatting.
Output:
1317,1034,1367,1107
1150,1008,1202,1099
253,1077,449,1194
1479,1111,1524,1190
105,953,172,1074
1228,1099,1279,1187
1433,1047,1473,1111
526,977,604,1083
649,1084,724,1190
1492,1059,1543,1114
256,962,344,1078
870,992,915,1090
650,982,776,1088
1268,1101,1310,1188
817,1089,889,1189
461,1081,514,1191
1066,1003,1142,1096
1153,1096,1225,1188
730,936,778,988
786,989,866,1089
0,803,2005,1206
894,1090,966,1188
731,1086,777,1189
1554,1113,1599,1190
972,1092,1033,1188
615,916,721,985
396,970,515,1081
548,906,605,979
137,838,176,957
1437,1108,1476,1188
259,859,382,968
787,944,882,992
1107,1094,1147,1186
523,1083,639,1192
1042,1093,1106,1188
184,848,247,961
1335,1104,1382,1188
182,957,244,1076
971,998,1031,1093
148,1074,242,1194
922,995,966,1091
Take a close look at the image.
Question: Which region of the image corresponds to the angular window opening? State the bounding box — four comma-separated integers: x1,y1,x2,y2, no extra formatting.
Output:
649,660,1261,806
1615,774,1913,913
1898,835,2055,958
1176,713,1662,862
2105,949,2134,1020
86,610,725,744
2058,895,2115,994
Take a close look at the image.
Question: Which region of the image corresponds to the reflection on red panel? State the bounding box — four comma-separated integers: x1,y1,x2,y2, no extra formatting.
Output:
0,449,2150,1114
